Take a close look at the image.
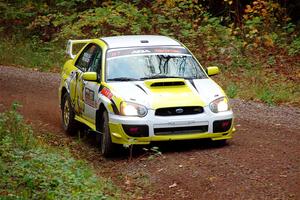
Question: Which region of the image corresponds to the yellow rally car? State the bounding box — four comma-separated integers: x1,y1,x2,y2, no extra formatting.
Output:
59,35,235,156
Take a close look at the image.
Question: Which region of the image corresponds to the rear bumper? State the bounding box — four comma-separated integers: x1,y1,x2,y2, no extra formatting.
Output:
108,107,235,145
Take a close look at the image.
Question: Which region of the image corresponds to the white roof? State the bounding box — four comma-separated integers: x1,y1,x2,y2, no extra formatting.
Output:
101,35,182,49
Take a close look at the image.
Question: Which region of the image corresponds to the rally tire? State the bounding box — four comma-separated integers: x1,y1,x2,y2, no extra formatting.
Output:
61,93,77,135
100,111,116,157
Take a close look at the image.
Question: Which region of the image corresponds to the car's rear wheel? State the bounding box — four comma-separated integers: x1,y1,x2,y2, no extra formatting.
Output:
61,93,77,135
100,111,116,157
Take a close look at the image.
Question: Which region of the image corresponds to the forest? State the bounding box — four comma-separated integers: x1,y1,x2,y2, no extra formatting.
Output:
1,0,299,105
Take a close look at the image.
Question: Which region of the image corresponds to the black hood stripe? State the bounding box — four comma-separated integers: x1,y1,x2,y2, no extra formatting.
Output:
135,84,148,95
189,79,199,93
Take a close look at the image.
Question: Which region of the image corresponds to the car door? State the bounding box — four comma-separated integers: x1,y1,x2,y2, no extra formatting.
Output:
73,43,99,117
82,46,102,123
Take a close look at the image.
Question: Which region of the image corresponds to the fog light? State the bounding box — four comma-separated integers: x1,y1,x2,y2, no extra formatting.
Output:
222,121,230,128
129,127,139,134
213,119,232,133
122,125,149,137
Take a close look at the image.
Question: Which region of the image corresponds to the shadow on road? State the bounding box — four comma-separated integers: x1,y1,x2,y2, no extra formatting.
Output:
69,125,229,160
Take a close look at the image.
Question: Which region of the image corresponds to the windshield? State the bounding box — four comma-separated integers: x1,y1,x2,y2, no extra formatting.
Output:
106,47,207,81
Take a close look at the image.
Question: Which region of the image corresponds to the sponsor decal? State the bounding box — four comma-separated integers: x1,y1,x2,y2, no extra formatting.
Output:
154,49,182,53
85,88,95,107
107,47,189,58
131,49,151,54
100,87,113,99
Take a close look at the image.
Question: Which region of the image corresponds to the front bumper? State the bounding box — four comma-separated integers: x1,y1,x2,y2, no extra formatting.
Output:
108,106,235,145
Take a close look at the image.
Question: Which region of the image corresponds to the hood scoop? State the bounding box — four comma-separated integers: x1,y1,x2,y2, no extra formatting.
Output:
151,81,185,87
144,78,186,88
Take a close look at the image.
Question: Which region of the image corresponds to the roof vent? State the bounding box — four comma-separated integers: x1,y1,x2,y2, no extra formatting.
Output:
140,40,149,43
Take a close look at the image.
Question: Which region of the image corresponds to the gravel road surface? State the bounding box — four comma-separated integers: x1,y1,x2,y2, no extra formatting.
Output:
1,65,299,199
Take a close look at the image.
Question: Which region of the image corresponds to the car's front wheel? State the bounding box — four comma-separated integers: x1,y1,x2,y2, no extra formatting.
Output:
61,93,77,135
100,111,116,157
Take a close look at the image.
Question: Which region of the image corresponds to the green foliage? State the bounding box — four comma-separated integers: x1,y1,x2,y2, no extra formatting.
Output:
243,16,262,42
226,83,238,98
198,16,232,48
221,69,300,106
288,36,300,56
0,104,118,199
283,22,296,34
0,102,35,150
0,37,64,71
49,2,152,40
231,54,253,69
142,146,162,160
256,87,275,105
267,56,276,65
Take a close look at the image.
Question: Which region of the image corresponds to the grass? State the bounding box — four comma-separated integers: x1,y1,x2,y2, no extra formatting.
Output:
0,38,64,72
256,87,275,105
217,68,300,106
0,103,121,199
225,83,238,98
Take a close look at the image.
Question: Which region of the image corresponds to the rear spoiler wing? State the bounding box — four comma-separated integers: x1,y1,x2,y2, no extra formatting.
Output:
66,39,92,59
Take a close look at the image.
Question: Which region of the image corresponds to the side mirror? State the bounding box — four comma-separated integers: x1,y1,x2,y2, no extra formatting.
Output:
82,72,98,81
206,66,220,76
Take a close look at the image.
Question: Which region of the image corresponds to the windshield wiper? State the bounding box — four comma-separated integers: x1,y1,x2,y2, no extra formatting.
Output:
140,75,183,80
107,77,139,81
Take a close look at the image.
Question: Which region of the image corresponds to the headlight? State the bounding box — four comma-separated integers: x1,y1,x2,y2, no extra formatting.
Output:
120,101,148,117
209,97,230,113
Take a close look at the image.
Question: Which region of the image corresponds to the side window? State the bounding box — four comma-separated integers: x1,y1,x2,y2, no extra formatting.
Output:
75,44,98,72
87,46,102,81
88,48,101,73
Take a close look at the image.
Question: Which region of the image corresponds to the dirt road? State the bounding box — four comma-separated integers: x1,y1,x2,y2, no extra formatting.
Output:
1,65,299,199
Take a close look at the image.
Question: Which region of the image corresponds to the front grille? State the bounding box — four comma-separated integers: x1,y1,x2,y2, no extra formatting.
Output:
154,125,208,135
155,106,204,116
